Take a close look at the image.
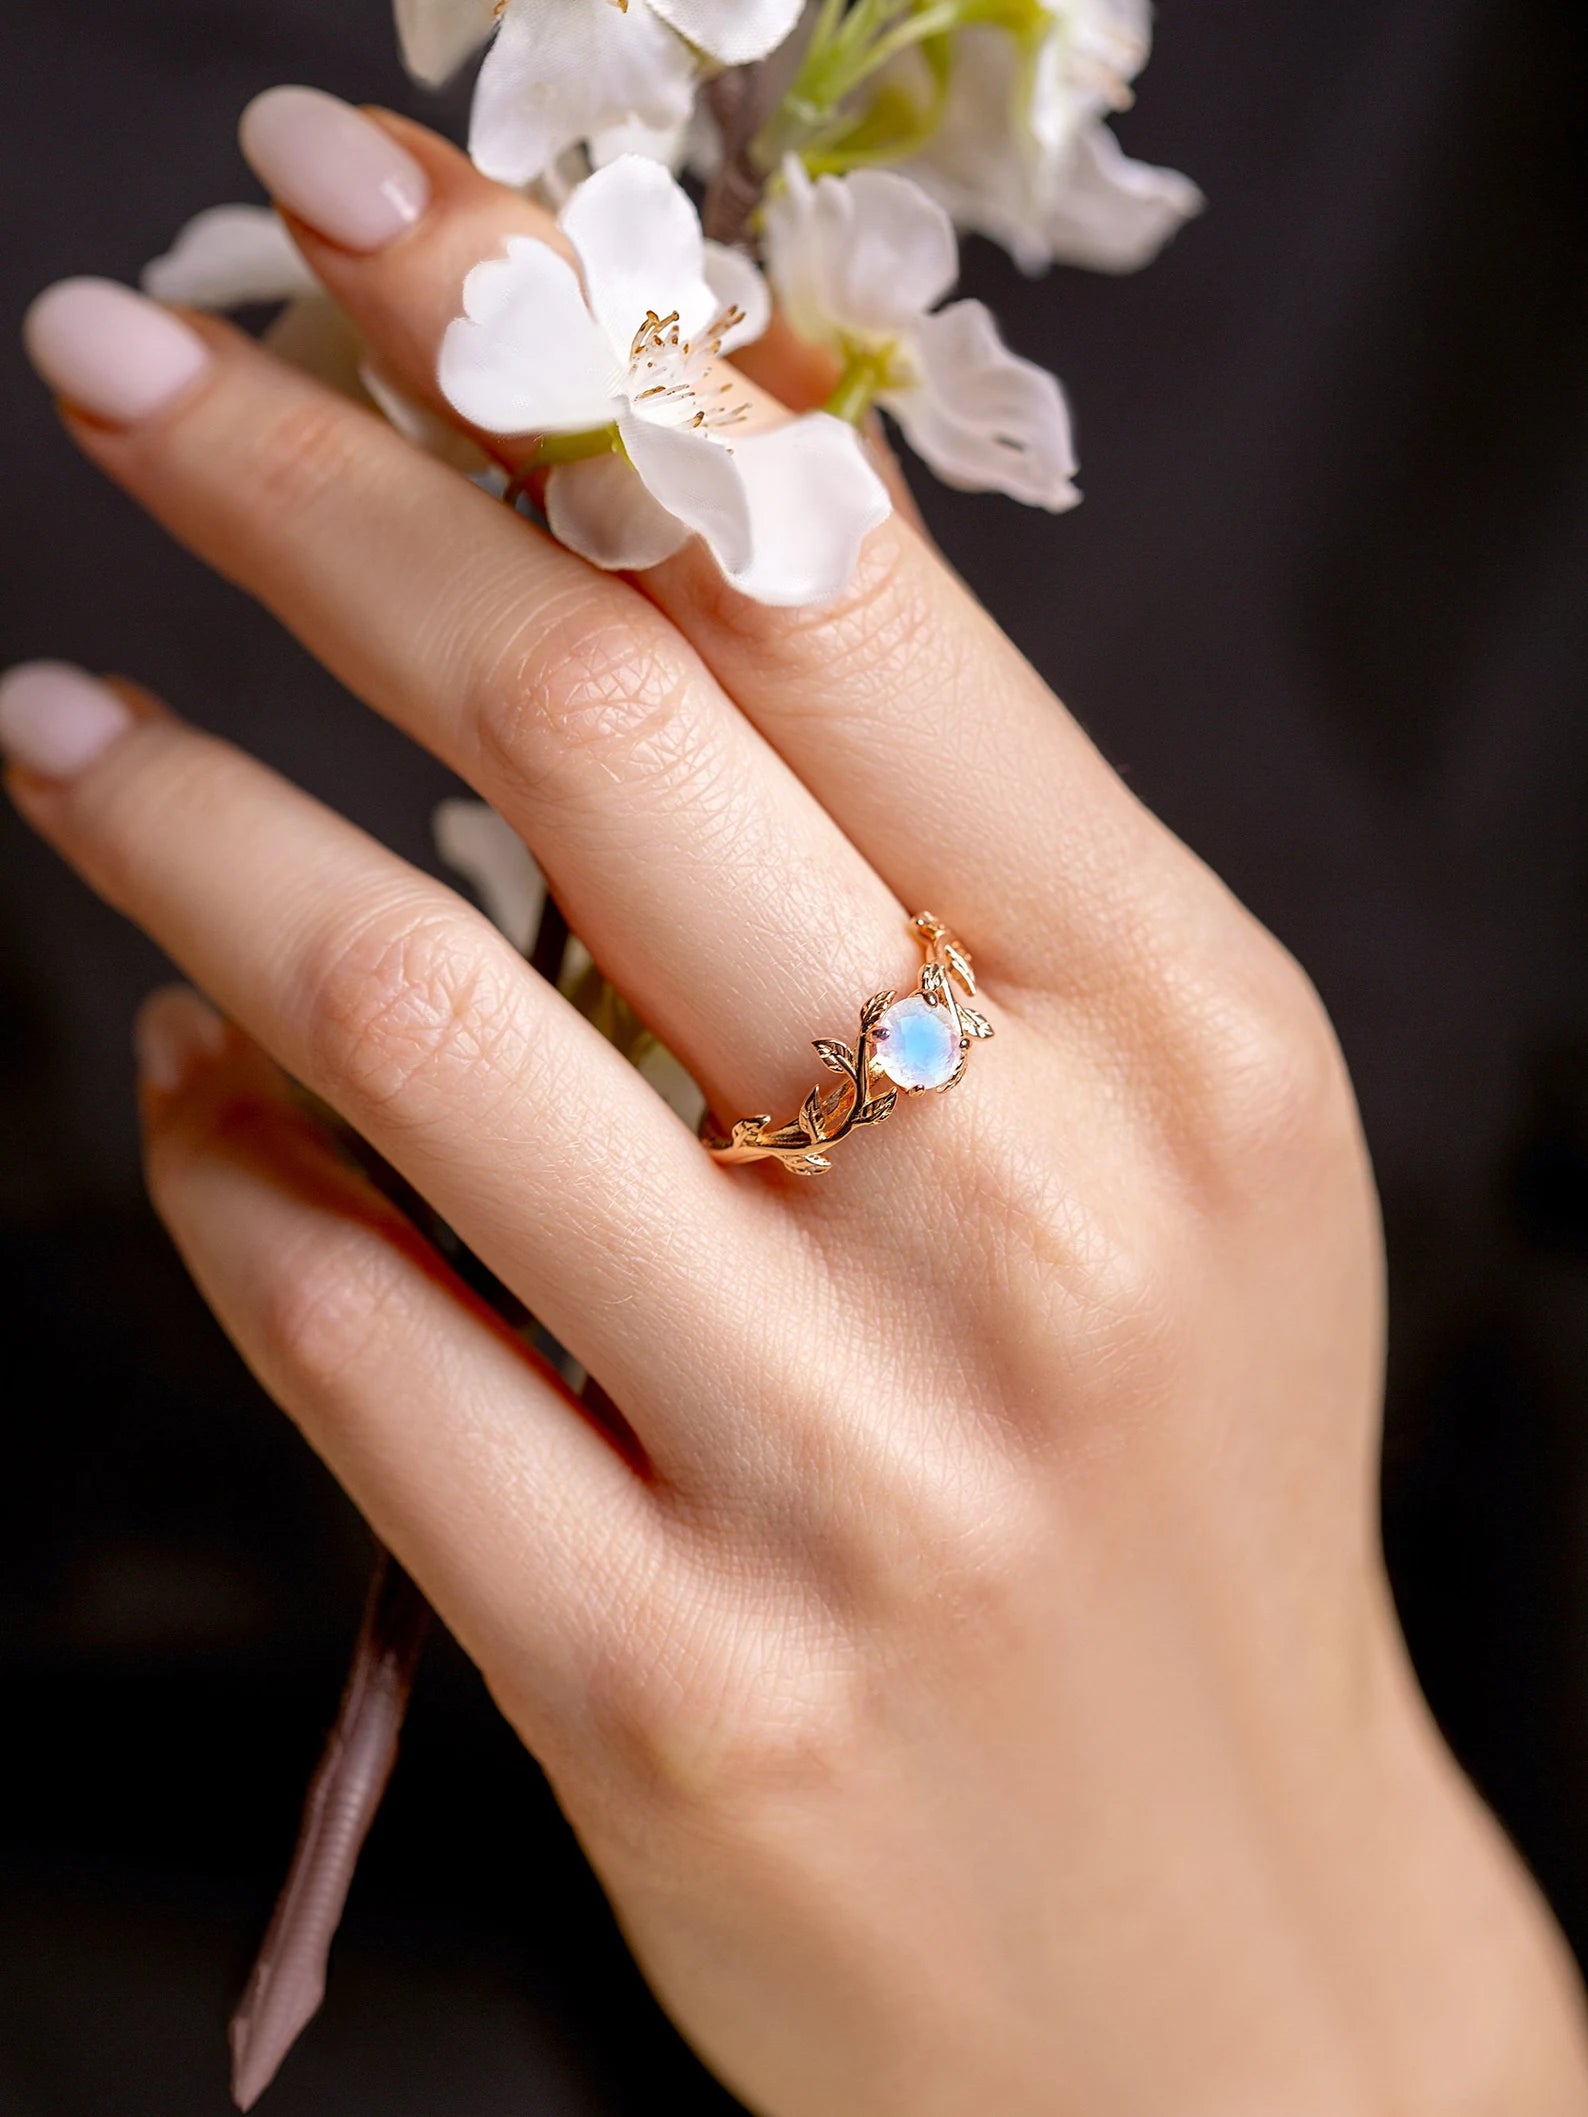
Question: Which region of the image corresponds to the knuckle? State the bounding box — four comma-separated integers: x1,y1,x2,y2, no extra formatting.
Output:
686,518,939,726
300,896,524,1119
471,591,712,810
74,727,240,910
1173,949,1356,1197
586,1606,861,1839
241,392,368,531
251,1218,404,1397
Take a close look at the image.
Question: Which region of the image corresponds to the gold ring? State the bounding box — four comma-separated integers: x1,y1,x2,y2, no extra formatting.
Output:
703,914,994,1175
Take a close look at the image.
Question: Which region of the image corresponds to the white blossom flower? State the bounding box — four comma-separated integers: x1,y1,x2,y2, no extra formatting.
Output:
765,159,1077,509
439,155,891,605
897,1,1202,274
468,0,806,188
143,204,488,475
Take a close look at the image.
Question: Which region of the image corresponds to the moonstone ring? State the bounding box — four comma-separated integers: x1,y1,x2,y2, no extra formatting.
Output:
702,914,994,1176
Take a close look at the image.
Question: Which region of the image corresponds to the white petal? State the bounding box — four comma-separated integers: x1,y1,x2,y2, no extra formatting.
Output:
618,414,752,574
432,798,547,952
715,415,891,607
646,0,805,66
887,302,1078,510
560,155,718,353
765,160,956,345
891,37,1049,271
1037,121,1204,274
588,113,691,170
438,235,619,435
546,450,693,570
823,167,957,330
702,240,771,354
470,0,698,188
1027,0,1153,157
394,0,500,85
142,205,318,309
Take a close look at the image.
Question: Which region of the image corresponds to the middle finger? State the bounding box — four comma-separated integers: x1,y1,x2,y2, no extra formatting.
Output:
244,94,1195,995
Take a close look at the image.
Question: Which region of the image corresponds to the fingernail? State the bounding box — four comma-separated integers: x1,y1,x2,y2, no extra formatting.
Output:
135,986,229,1096
240,87,429,253
23,277,211,425
0,662,134,778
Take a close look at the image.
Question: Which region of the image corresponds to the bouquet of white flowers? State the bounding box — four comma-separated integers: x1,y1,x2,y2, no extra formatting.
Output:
150,0,1199,617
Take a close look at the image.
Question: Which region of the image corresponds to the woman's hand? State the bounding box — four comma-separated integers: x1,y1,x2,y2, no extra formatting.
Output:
7,92,1586,2117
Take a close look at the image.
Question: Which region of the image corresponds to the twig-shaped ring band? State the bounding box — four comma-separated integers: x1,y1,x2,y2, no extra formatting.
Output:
702,914,993,1176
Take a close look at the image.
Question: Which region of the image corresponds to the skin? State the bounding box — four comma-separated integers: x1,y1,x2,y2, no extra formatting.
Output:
13,113,1588,2116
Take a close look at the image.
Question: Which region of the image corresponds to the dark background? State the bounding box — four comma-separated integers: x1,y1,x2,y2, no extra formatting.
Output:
3,1,1587,2109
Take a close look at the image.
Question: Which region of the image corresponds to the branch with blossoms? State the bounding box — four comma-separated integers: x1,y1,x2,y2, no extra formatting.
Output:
136,3,1201,2103
151,0,1201,612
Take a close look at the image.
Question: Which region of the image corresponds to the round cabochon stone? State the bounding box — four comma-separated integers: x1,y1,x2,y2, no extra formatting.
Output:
871,994,961,1090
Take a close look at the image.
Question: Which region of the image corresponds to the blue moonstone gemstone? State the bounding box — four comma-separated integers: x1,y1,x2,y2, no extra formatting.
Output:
871,994,962,1090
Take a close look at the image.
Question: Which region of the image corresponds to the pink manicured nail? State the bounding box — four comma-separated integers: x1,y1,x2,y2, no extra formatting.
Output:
135,986,229,1096
240,87,429,253
23,279,210,424
0,662,134,778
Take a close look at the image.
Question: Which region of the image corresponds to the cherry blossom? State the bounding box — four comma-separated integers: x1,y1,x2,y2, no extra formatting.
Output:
765,158,1077,507
465,0,807,186
439,156,891,604
896,1,1202,273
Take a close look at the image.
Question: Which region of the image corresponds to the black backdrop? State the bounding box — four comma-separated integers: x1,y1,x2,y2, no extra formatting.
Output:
2,2,1587,2110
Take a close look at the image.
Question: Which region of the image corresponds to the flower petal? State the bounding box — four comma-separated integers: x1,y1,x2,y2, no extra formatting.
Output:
394,0,500,85
470,0,698,188
1027,0,1152,155
716,415,891,607
766,161,957,346
617,413,753,575
886,301,1078,510
561,155,718,353
438,235,619,435
588,112,692,171
1037,121,1205,274
142,205,319,309
545,449,693,571
645,0,805,66
702,240,772,354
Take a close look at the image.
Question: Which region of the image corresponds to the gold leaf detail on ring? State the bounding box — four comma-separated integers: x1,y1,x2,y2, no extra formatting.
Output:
701,919,989,1175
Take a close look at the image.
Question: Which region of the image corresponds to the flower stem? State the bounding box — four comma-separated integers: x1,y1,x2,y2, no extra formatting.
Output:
528,425,621,468
823,345,895,425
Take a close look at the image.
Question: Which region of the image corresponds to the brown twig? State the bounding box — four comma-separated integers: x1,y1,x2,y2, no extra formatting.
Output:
229,1553,431,2109
702,64,771,247
229,885,577,2106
